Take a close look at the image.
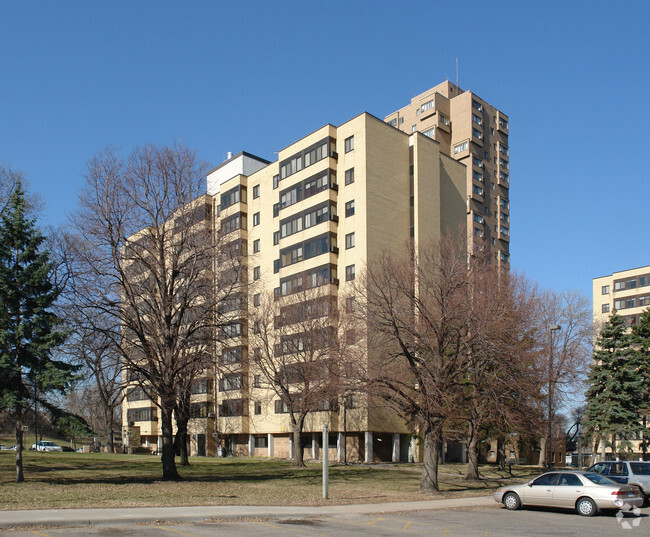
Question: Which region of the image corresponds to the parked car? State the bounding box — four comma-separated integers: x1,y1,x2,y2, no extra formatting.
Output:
31,441,63,452
494,470,644,516
587,461,650,503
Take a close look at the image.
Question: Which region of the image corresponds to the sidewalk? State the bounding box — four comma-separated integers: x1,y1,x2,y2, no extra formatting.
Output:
0,496,495,528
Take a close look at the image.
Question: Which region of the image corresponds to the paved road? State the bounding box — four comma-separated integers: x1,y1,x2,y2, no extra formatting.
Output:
3,506,648,537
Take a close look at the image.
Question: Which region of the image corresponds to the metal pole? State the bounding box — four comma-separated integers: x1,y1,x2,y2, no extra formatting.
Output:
548,325,561,470
322,424,329,499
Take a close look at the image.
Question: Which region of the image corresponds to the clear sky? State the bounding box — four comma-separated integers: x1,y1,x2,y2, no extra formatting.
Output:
1,0,648,303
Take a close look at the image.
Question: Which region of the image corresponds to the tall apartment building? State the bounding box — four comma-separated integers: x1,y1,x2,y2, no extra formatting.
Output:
123,82,508,462
593,265,650,329
384,81,510,265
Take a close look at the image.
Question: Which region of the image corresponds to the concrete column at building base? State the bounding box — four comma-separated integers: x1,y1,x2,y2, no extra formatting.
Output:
392,433,400,463
248,434,254,457
312,433,319,460
365,431,373,463
268,434,274,458
337,432,345,463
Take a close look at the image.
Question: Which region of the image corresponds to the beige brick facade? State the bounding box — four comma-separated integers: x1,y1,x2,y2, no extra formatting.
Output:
123,83,508,463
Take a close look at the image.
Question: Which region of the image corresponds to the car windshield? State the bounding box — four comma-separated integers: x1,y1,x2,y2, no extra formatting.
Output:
630,463,650,475
41,442,55,446
583,473,616,485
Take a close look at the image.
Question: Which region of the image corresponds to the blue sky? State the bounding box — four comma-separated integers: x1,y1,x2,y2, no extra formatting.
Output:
1,0,648,302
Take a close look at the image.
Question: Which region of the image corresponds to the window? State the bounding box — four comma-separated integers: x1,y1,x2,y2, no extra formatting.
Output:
274,399,290,413
473,156,482,167
388,118,397,127
411,124,417,133
640,276,648,287
639,295,650,306
454,141,468,154
473,213,484,224
221,346,242,365
500,226,509,237
439,114,450,126
472,113,482,125
253,266,261,280
253,321,260,334
254,436,268,449
253,212,260,226
614,278,637,291
253,239,260,253
499,144,509,156
473,185,483,196
220,399,245,417
345,200,355,217
420,99,434,113
472,128,482,139
474,228,484,238
253,293,260,307
473,170,483,182
254,402,262,415
219,374,243,391
252,184,260,199
472,99,482,111
500,252,510,263
602,303,610,313
346,296,356,313
345,232,355,249
500,212,509,223
602,285,610,295
499,117,508,129
499,158,509,169
490,182,495,190
614,298,636,310
253,375,261,388
344,136,354,153
422,127,435,138
345,168,355,185
345,264,355,281
278,233,333,269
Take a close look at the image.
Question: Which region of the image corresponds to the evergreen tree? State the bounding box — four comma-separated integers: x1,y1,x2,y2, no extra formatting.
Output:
632,308,650,457
583,310,644,458
0,182,75,482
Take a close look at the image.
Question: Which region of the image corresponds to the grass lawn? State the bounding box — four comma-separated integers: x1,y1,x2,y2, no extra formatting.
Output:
0,449,542,510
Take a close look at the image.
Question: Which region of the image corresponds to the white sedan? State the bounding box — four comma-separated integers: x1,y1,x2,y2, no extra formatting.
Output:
495,470,644,516
31,441,63,452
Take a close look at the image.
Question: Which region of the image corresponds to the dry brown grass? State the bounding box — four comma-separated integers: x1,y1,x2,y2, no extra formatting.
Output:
0,451,539,510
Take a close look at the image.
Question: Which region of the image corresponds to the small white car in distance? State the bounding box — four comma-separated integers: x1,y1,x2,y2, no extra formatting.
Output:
31,441,63,452
494,470,644,516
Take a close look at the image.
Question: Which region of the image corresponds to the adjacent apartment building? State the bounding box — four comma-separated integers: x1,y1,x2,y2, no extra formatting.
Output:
593,265,650,330
592,265,650,459
123,82,509,463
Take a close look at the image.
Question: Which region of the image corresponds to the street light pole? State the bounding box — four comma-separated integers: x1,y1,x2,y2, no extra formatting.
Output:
548,324,561,470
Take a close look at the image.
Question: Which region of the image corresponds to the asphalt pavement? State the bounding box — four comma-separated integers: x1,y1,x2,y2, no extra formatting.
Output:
0,495,496,529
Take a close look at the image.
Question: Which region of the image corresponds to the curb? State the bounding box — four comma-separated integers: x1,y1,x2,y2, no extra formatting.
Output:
0,496,496,529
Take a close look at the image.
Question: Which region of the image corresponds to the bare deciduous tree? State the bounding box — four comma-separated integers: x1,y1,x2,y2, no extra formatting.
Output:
356,233,541,491
533,289,592,467
248,287,343,467
69,143,244,480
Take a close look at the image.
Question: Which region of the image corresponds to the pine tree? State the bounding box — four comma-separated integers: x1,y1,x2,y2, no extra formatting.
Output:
632,308,650,457
0,182,75,482
583,310,644,458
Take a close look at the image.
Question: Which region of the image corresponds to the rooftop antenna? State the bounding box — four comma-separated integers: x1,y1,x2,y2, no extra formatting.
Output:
456,57,459,88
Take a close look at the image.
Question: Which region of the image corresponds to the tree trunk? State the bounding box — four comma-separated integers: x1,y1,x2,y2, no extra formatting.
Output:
291,414,306,467
420,425,441,492
174,408,190,466
465,424,480,480
496,436,507,471
538,432,548,467
160,405,181,480
15,423,24,483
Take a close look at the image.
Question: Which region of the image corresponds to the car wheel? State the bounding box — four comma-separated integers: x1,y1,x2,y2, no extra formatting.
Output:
576,497,598,517
503,492,521,510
